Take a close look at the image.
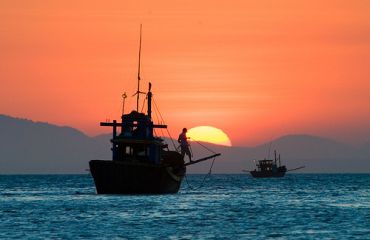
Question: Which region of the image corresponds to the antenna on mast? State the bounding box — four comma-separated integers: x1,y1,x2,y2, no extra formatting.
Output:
133,24,146,112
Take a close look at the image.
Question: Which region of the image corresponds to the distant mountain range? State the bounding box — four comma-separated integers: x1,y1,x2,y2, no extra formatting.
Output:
0,114,369,174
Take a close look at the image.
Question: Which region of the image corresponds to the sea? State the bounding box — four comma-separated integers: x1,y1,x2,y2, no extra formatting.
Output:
0,174,369,239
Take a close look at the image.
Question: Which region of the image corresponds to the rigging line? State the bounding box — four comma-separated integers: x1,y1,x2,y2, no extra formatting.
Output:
167,128,178,152
140,96,146,113
208,156,216,174
152,98,160,124
267,141,272,159
152,98,160,122
157,117,166,138
184,156,217,191
189,137,217,154
153,97,217,155
187,158,216,190
153,128,158,137
152,96,177,151
185,174,208,191
160,126,165,138
152,97,165,123
151,97,165,137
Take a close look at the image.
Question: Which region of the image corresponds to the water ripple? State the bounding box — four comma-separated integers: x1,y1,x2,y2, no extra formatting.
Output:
0,174,369,239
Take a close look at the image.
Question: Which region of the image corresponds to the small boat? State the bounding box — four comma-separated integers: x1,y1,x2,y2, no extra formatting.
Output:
89,26,220,194
248,150,305,178
249,150,287,178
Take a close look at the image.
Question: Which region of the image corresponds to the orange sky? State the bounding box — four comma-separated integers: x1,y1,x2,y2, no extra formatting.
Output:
1,0,369,146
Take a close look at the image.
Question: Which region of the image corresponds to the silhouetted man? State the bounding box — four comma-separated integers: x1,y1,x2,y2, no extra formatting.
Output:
178,128,192,162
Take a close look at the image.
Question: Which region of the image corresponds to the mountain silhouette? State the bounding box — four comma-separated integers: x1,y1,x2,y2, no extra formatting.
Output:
0,114,369,173
0,115,109,173
193,134,370,173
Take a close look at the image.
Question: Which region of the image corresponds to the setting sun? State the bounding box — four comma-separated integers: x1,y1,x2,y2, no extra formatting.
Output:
187,126,232,147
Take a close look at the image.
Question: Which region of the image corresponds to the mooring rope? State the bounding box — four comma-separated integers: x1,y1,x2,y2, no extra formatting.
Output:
184,156,216,191
183,137,218,190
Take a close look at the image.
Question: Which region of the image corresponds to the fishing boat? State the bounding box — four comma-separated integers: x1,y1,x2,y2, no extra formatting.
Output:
248,150,304,178
250,150,287,178
89,26,220,194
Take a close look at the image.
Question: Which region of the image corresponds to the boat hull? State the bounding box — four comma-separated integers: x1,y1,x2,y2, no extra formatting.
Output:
89,160,185,194
250,170,286,178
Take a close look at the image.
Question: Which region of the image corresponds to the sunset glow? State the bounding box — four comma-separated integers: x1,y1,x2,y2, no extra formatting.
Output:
187,126,232,147
1,1,369,146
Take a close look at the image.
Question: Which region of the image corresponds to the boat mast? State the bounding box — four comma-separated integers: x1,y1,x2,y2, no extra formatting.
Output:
134,24,144,112
279,154,281,167
147,82,152,119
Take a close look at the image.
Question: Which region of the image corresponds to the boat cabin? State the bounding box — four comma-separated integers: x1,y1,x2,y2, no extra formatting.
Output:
256,159,277,172
100,86,168,165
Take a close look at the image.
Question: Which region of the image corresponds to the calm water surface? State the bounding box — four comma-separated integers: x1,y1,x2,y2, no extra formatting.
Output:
0,174,369,239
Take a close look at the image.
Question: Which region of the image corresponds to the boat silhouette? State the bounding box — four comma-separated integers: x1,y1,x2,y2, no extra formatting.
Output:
89,26,220,194
249,150,287,178
247,150,305,178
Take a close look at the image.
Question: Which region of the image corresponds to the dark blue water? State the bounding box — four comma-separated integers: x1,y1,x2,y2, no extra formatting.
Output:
0,174,369,239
